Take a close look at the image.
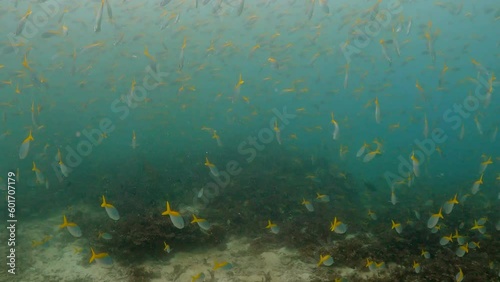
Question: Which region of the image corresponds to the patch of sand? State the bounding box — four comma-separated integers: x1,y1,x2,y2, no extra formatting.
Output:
153,237,313,282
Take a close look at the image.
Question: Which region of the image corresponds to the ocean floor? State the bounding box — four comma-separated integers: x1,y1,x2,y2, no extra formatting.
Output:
9,232,318,281
1,209,398,282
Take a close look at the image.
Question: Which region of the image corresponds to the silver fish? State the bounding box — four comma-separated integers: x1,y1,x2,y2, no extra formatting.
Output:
94,0,105,32
160,0,172,6
15,8,32,36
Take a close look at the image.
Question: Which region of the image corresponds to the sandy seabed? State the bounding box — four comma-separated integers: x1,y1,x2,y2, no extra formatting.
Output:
5,234,315,281
1,212,394,282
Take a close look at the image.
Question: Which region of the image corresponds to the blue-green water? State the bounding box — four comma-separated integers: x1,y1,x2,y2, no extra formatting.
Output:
1,0,499,281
